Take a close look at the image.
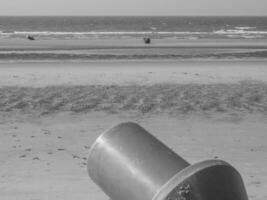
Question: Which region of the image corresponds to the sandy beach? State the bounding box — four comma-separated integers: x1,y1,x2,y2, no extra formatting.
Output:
0,60,267,86
1,111,267,200
0,59,266,200
1,38,267,49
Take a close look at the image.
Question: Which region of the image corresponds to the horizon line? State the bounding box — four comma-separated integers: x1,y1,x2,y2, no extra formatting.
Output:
0,15,266,17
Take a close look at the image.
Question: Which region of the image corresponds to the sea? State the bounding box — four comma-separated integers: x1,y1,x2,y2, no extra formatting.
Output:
0,16,267,61
1,16,267,40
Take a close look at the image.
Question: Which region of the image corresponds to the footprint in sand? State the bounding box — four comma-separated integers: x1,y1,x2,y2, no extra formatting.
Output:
248,195,256,199
42,129,51,135
25,148,32,152
73,155,80,159
79,163,87,168
251,180,261,185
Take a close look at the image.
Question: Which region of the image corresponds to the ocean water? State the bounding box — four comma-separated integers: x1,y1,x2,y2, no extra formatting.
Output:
0,16,267,40
0,16,267,61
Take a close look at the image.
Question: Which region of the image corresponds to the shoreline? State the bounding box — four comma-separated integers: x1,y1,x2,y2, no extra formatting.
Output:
1,38,267,61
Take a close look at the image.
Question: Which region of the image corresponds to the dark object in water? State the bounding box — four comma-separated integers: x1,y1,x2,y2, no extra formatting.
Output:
143,37,151,44
26,35,35,40
88,122,248,200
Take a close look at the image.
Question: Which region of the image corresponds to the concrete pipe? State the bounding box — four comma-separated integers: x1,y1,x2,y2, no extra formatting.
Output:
87,122,248,200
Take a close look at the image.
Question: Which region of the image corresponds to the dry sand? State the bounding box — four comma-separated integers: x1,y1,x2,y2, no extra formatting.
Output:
1,112,267,200
0,60,267,200
0,60,267,86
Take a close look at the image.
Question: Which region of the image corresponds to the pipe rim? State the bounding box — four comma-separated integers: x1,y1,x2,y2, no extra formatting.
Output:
152,159,234,200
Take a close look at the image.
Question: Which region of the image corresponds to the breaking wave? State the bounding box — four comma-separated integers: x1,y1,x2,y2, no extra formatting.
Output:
1,29,267,39
213,26,267,38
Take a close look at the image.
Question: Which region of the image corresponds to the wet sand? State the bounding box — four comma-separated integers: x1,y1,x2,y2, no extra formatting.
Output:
1,38,267,61
1,38,267,49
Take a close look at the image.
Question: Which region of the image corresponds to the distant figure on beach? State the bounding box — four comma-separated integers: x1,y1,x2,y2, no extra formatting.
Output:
26,35,35,41
143,37,151,44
